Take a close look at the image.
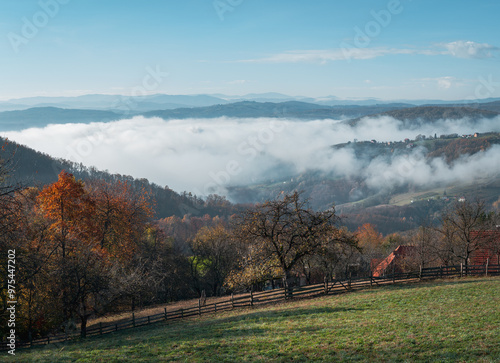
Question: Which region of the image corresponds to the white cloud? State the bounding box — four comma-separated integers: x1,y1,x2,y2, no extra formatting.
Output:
238,48,418,64
228,80,248,85
2,115,500,196
236,41,499,64
441,40,499,59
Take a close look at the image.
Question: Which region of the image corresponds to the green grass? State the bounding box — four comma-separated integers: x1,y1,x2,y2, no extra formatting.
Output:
5,277,500,362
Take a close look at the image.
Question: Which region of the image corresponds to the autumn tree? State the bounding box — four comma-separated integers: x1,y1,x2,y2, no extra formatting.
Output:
86,179,154,261
36,171,95,260
0,155,26,340
315,227,360,281
9,187,56,341
356,223,384,251
190,224,238,296
354,223,387,273
33,172,156,337
125,226,192,307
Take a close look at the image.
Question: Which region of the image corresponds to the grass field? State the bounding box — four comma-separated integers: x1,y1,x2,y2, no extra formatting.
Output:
5,277,500,362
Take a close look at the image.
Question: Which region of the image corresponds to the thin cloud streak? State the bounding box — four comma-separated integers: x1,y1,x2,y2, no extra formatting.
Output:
237,41,498,64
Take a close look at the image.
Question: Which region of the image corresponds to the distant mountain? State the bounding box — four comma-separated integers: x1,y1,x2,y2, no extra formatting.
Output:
142,101,411,120
3,93,500,112
0,107,122,131
0,102,412,132
2,101,498,134
0,94,230,112
347,106,500,127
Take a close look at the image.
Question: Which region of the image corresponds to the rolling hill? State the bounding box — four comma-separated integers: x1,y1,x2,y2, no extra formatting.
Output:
0,101,413,132
142,101,412,120
347,105,500,127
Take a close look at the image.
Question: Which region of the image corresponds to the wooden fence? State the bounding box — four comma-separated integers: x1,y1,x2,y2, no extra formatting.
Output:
3,262,499,351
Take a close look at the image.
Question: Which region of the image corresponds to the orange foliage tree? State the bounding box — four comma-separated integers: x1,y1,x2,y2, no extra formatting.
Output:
36,171,95,259
86,179,154,261
31,171,155,337
355,223,384,250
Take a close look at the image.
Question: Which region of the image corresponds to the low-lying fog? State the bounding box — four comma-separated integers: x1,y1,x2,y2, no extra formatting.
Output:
3,115,500,196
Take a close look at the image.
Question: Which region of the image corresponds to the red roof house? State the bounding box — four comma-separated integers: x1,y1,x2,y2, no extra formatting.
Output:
372,245,416,277
469,230,500,265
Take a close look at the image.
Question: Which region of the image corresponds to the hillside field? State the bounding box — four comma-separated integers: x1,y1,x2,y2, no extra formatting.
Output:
4,277,499,362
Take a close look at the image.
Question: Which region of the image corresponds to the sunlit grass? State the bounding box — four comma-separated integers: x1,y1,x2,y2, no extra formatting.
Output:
6,277,500,362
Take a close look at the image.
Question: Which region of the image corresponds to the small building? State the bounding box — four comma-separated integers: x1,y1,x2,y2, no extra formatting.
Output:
372,245,417,277
469,230,500,265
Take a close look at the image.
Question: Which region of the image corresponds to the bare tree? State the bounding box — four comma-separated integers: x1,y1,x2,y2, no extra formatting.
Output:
411,225,440,268
437,199,492,266
232,192,355,288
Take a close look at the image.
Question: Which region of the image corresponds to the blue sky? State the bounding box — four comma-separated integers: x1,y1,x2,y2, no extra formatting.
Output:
1,0,500,101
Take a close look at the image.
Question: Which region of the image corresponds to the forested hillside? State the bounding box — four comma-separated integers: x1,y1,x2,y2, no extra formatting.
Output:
0,138,241,220
347,105,500,127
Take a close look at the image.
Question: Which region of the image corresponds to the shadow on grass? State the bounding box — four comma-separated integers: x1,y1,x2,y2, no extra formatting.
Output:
20,276,497,359
21,306,363,354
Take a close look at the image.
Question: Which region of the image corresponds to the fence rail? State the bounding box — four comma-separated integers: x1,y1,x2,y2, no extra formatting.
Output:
2,262,499,351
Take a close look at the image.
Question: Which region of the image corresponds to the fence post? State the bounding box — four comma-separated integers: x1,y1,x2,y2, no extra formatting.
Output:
440,265,443,278
115,323,118,332
47,336,50,344
164,308,168,321
324,276,329,294
99,322,103,335
250,289,254,307
132,313,135,328
485,258,489,277
231,293,234,309
148,316,150,324
460,263,463,278
181,309,184,319
349,272,352,289
419,265,422,280
198,298,202,316
214,303,217,313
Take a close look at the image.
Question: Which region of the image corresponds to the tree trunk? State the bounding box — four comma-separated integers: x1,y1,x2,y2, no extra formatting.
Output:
80,316,88,338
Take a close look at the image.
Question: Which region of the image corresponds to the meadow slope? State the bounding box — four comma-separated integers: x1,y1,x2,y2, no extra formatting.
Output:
5,277,500,362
